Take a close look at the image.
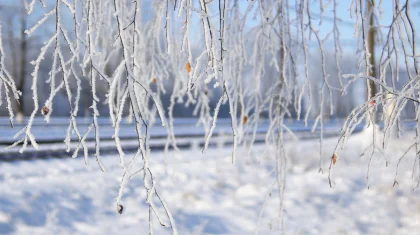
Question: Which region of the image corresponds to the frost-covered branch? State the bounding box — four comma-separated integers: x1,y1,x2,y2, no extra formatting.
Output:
1,0,420,233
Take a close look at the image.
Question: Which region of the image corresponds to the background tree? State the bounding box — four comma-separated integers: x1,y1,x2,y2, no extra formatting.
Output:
0,2,31,121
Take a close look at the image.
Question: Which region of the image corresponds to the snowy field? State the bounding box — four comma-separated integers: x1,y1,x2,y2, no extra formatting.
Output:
0,127,419,234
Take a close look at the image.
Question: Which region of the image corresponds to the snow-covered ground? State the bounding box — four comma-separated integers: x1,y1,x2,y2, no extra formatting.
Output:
0,128,419,234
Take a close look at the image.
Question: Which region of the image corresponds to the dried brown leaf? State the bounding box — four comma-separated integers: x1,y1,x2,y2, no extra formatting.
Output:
242,115,248,124
41,106,49,116
185,62,191,73
332,153,337,165
117,204,124,214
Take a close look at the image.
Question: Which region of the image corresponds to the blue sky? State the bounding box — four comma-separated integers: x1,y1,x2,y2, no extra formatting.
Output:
2,0,418,44
309,0,420,49
1,0,419,58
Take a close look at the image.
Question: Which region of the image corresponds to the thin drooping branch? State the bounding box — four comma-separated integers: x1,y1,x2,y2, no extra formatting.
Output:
0,26,21,127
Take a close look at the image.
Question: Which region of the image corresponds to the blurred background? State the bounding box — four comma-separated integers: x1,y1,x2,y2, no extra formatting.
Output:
0,0,418,121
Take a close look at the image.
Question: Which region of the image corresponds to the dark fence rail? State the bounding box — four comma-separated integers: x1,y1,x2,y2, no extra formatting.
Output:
3,117,409,161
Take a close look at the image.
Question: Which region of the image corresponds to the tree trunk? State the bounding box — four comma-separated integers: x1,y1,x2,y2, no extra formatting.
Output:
16,2,27,123
367,0,376,122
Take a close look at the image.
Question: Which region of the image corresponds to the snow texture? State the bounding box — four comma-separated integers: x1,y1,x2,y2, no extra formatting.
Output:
0,130,419,234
